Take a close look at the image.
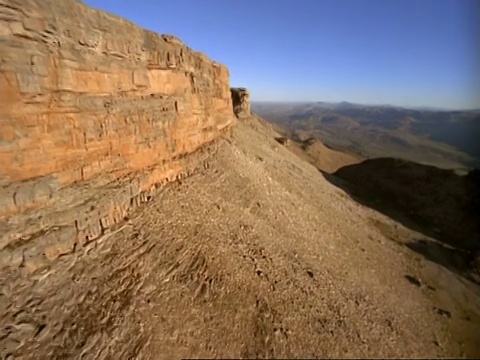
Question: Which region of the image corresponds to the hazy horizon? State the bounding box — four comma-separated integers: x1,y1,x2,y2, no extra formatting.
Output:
86,0,480,110
251,99,480,112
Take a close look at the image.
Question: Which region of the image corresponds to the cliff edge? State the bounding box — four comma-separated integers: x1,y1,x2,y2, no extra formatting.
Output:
0,0,235,272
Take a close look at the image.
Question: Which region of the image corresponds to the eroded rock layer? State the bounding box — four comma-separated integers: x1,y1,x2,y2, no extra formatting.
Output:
0,0,235,273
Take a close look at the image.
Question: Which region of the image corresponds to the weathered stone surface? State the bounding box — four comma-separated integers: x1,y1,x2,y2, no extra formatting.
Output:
231,87,251,118
0,1,239,358
0,0,235,217
0,0,237,254
0,0,237,301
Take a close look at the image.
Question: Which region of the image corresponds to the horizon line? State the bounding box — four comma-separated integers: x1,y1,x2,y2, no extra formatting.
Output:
250,100,480,112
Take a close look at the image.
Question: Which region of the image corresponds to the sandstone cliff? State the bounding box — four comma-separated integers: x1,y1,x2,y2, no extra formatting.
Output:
0,0,235,272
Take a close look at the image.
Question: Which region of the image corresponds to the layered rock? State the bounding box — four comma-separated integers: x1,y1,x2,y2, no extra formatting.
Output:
0,0,235,272
231,87,251,118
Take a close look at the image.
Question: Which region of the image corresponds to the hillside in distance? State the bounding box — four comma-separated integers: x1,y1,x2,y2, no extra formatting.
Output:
253,101,480,171
270,123,363,173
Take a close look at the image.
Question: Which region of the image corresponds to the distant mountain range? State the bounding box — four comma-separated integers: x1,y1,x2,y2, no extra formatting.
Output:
254,100,480,113
252,101,480,171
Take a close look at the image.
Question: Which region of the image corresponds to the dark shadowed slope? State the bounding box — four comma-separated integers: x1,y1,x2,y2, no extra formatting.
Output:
329,158,480,287
334,158,480,252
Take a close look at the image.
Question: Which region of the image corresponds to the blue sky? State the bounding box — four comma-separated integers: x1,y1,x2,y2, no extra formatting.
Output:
85,0,479,109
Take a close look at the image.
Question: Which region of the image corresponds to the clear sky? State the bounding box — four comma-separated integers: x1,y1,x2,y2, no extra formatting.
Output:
85,0,479,109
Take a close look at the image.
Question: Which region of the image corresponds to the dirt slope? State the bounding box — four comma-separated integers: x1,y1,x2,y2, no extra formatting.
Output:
2,118,480,359
287,137,362,173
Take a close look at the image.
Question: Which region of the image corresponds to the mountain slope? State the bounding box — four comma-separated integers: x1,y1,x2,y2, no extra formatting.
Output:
4,116,479,359
268,124,362,173
288,136,361,173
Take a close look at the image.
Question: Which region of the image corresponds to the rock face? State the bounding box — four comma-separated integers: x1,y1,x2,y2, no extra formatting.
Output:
231,87,251,118
275,137,291,146
0,0,235,272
